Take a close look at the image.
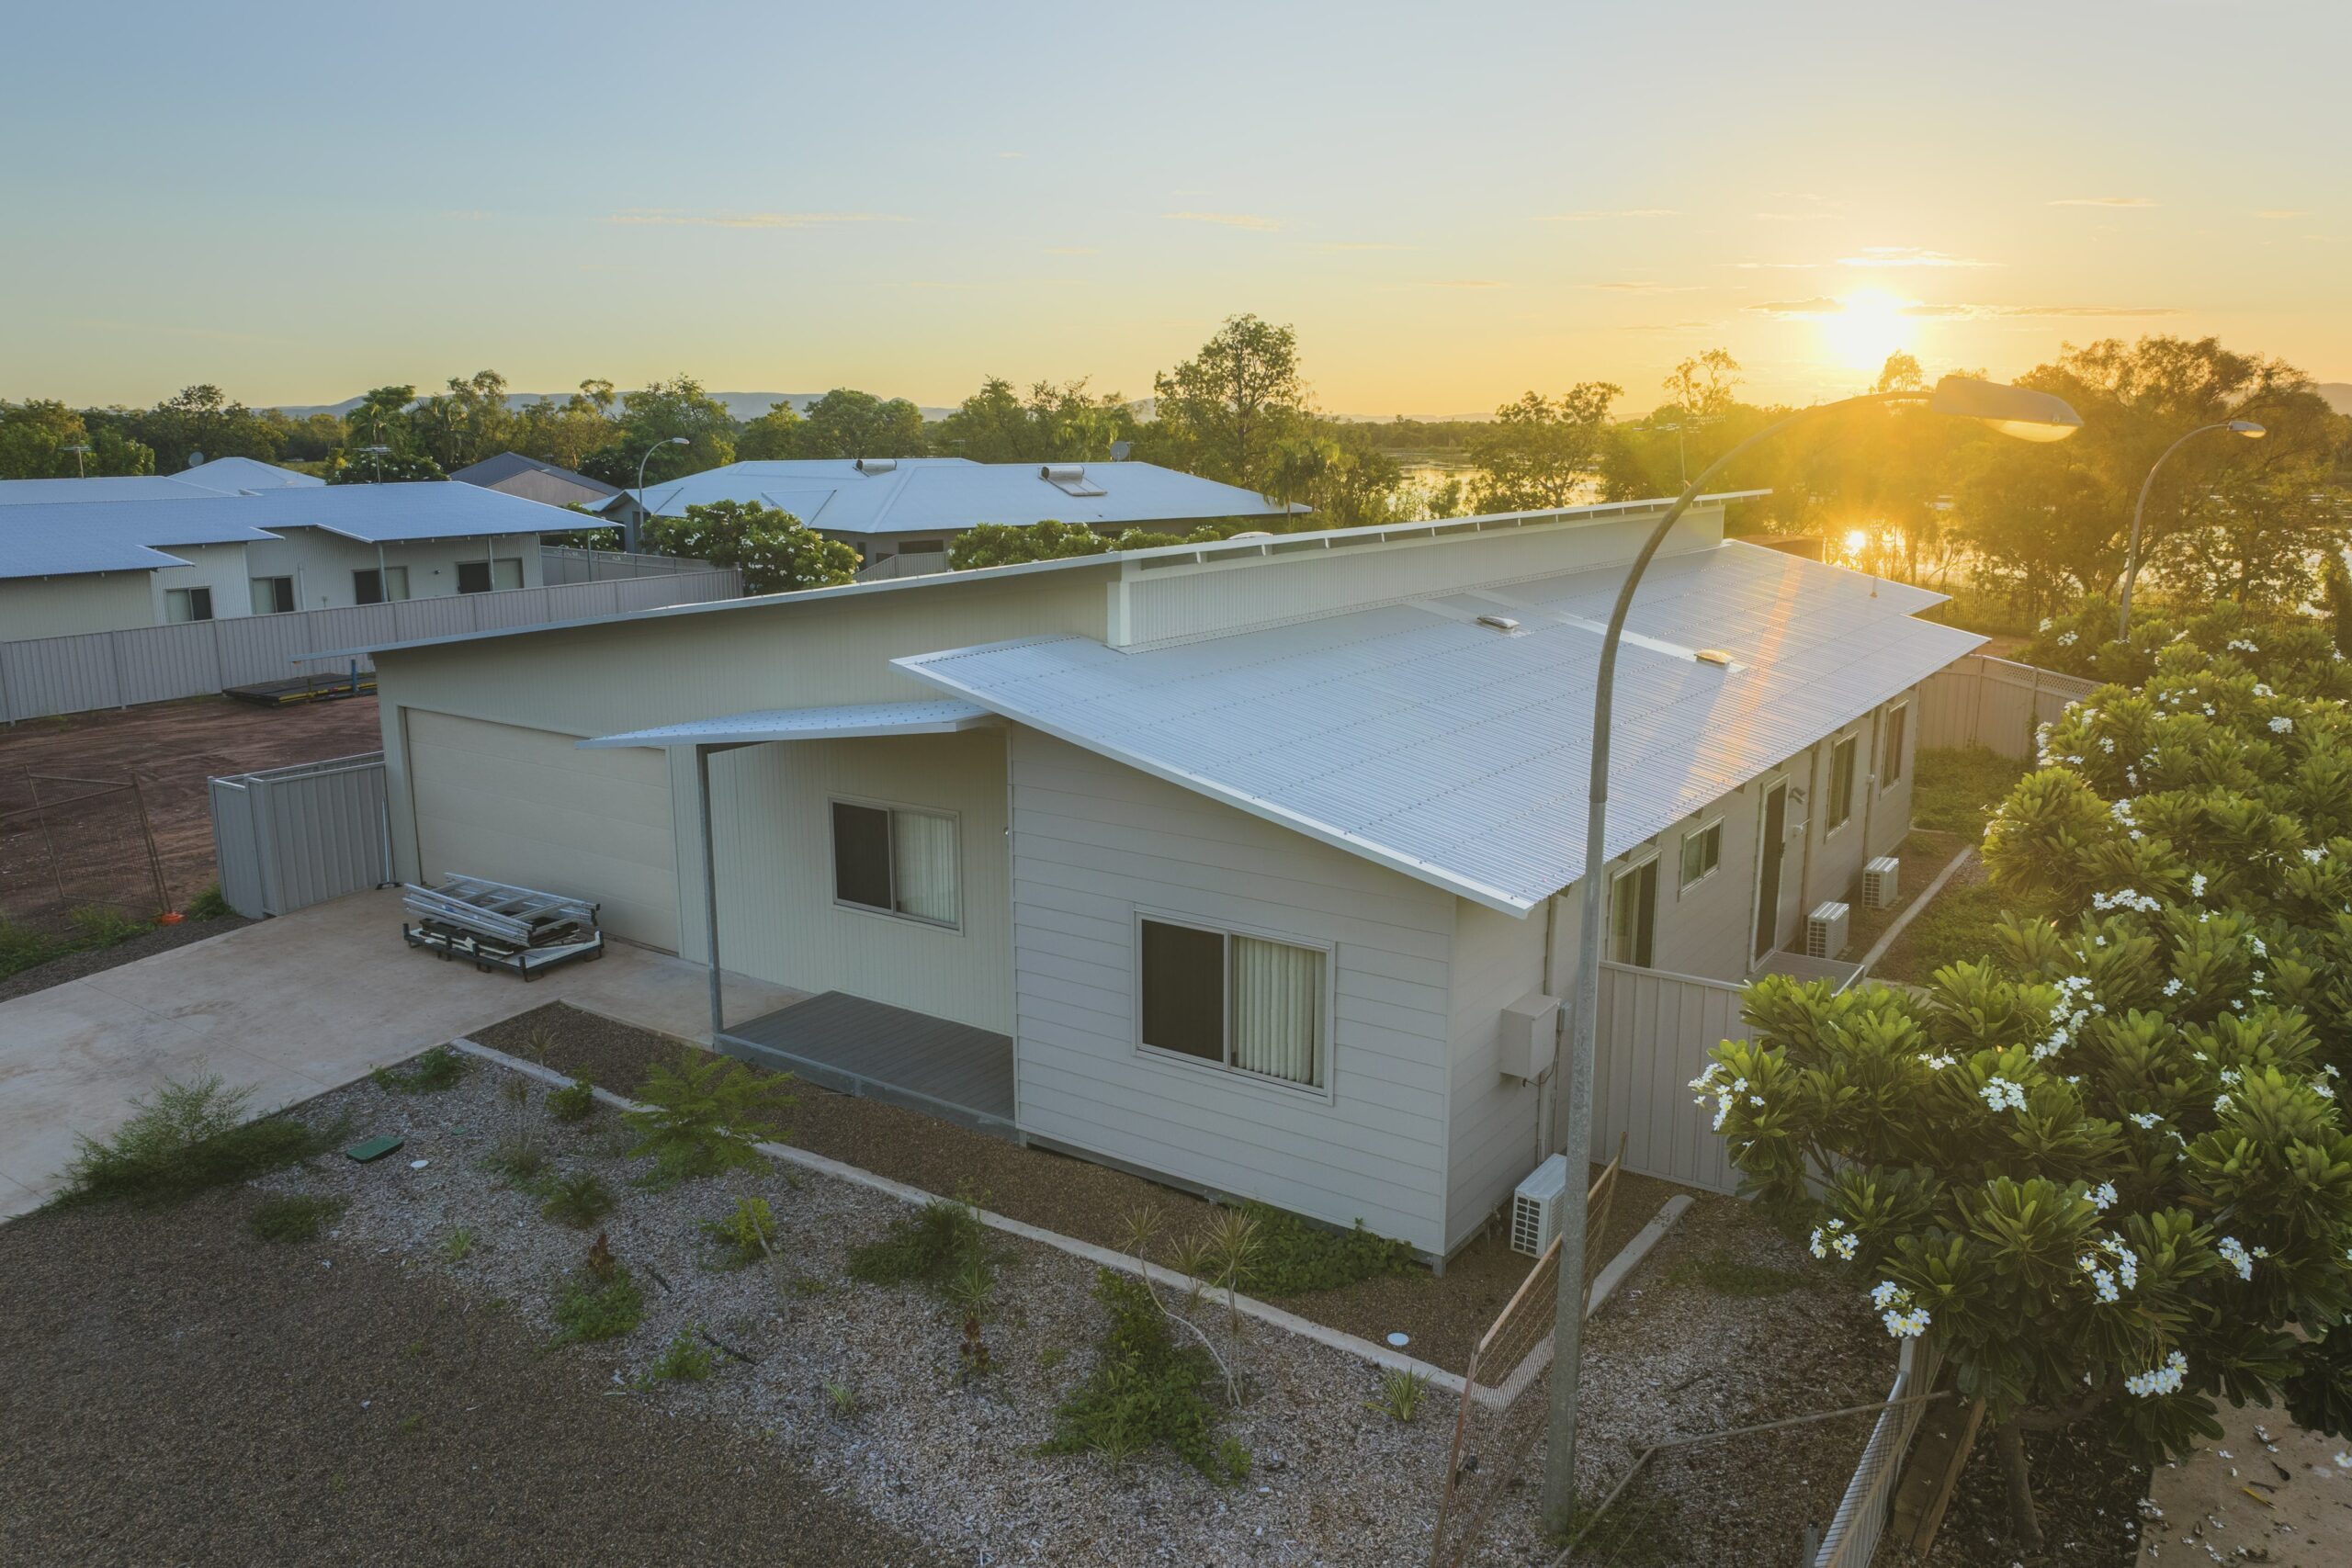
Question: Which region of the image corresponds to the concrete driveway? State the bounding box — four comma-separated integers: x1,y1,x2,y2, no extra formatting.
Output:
0,888,798,1221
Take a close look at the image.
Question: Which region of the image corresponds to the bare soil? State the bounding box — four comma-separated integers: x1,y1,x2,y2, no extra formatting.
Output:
474,1000,1679,1375
0,694,383,928
0,1190,941,1568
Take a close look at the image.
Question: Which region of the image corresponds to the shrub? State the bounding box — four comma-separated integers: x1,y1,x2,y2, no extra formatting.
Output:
58,1073,334,1206
549,1269,644,1346
184,883,232,921
1225,1203,1415,1297
625,1048,796,1186
823,1380,859,1418
442,1226,476,1262
549,1077,597,1122
699,1195,776,1269
372,1046,469,1094
643,1328,717,1384
250,1194,347,1243
847,1194,993,1299
485,1124,548,1183
540,1171,616,1227
1042,1269,1242,1479
1365,1367,1429,1424
67,905,147,948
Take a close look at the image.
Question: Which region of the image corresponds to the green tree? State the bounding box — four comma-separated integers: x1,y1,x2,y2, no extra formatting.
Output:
1702,623,2352,1550
1468,383,1622,512
793,389,926,461
0,400,152,479
343,385,417,457
326,451,446,483
640,500,857,594
134,384,285,469
1144,313,1308,486
511,380,619,471
582,375,738,487
409,370,513,472
945,520,1112,570
735,400,808,461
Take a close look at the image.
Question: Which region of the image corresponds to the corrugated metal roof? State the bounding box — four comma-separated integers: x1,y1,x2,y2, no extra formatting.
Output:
896,542,1983,914
578,698,997,749
0,499,283,579
0,475,226,506
177,457,322,491
632,457,1295,536
451,452,621,498
234,480,583,543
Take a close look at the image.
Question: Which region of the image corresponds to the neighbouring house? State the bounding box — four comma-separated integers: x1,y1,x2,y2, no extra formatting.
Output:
452,452,629,519
621,457,1298,576
341,492,1975,1262
0,479,570,640
0,455,323,507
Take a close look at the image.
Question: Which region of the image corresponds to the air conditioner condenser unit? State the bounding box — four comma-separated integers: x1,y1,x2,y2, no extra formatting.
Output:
1863,856,1901,911
1511,1154,1572,1257
1806,900,1851,960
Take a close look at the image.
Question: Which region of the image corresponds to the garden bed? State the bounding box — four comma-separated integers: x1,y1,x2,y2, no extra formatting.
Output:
475,999,1678,1375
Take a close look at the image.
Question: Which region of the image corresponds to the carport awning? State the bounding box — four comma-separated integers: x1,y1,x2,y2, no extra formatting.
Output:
576,698,998,750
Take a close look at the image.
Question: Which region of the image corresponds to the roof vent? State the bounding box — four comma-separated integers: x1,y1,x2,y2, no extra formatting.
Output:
1694,648,1734,666
1041,462,1107,497
1476,614,1521,634
854,457,897,475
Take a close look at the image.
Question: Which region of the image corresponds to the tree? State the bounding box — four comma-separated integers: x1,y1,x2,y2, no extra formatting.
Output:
135,384,284,469
581,375,737,487
639,500,856,594
327,451,446,483
735,400,808,461
1468,383,1622,513
1661,348,1742,420
344,385,417,457
794,389,926,461
945,520,1113,570
512,381,620,471
0,400,153,479
1146,313,1308,486
409,370,513,472
933,377,1029,462
1700,617,2352,1551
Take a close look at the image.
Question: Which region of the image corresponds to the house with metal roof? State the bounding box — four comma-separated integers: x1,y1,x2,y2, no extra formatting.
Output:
452,452,628,515
351,493,1973,1258
623,456,1296,576
0,479,570,640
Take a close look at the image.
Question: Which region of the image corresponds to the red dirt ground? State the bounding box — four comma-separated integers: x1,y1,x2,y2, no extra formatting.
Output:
0,694,385,927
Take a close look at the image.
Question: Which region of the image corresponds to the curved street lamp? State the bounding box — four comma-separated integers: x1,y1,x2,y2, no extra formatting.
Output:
2114,420,2267,638
1542,375,2083,1529
628,435,693,553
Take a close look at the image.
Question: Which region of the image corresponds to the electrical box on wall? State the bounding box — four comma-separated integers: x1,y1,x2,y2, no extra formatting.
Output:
1499,991,1560,1080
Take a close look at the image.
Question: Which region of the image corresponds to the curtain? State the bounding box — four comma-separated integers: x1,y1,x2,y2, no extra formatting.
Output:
1230,936,1323,1087
890,809,958,924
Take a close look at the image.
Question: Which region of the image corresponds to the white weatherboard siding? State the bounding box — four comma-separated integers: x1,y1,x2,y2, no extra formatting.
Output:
1009,728,1456,1256
0,572,156,639
245,532,544,610
404,710,680,949
146,542,257,626
1444,897,1549,1250
700,728,1013,1035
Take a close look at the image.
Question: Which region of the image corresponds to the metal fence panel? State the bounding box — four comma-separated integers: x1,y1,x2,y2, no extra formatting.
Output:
209,752,390,919
541,546,714,584
1916,654,2098,760
1590,961,1748,1195
208,777,266,919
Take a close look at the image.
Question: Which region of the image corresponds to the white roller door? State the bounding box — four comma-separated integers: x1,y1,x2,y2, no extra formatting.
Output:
406,710,680,950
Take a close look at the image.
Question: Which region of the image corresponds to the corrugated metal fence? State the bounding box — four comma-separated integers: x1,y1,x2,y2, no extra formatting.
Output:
1814,1336,1946,1568
1589,960,1750,1195
209,752,391,919
539,546,717,583
0,568,741,724
1915,653,2098,760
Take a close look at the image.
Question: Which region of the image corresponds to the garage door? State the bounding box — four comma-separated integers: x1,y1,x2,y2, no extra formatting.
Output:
406,710,680,950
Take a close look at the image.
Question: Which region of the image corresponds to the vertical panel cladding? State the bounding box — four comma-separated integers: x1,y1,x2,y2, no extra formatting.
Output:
1007,728,1455,1256
1591,964,1744,1194
697,727,1013,1035
259,764,390,912
1443,895,1548,1252
208,779,267,919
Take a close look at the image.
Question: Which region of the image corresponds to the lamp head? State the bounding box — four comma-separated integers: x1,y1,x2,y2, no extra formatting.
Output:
1927,376,2084,443
666,435,690,446
2228,420,2266,438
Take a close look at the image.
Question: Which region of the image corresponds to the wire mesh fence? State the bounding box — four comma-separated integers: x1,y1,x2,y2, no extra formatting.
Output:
0,772,173,928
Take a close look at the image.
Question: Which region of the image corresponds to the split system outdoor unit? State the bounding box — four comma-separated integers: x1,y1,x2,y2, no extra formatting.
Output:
1511,1153,1573,1257
1805,900,1852,961
1863,855,1902,911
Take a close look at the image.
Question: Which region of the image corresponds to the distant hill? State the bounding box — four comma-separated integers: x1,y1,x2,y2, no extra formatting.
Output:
267,391,956,422
2319,383,2352,417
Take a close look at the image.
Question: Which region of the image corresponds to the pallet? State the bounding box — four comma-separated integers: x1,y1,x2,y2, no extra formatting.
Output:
224,671,378,707
403,919,604,980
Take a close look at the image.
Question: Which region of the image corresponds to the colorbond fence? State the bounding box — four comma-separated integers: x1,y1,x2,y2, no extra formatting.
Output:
0,568,741,724
1915,653,2098,761
539,546,717,583
1589,960,1751,1196
209,752,392,919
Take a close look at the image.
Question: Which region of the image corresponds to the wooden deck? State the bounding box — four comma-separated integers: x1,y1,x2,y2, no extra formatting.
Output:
718,990,1016,1137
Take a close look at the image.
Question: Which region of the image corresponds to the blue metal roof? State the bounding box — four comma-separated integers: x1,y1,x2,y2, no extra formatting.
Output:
896,542,1983,914
632,457,1295,536
177,457,322,491
0,475,226,506
231,480,582,543
0,499,281,580
578,698,997,749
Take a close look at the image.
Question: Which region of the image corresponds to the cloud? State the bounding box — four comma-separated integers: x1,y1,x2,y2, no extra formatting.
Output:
1043,245,1099,255
1306,241,1416,252
1425,278,1507,288
1838,246,1997,268
1900,303,1975,318
2256,209,2312,220
1163,210,1281,231
1534,209,1677,221
441,209,492,222
1996,304,2181,317
606,209,911,229
1623,321,1714,333
1748,297,1845,316
1590,281,1702,293
2047,196,2158,209
995,151,1024,160
1725,260,1825,270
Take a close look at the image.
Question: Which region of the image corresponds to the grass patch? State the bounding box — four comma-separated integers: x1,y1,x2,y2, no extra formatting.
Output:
549,1269,644,1346
1874,878,2013,986
56,1073,337,1206
1228,1203,1416,1297
1663,1251,1805,1298
0,904,155,982
1910,746,2029,838
184,883,232,921
847,1194,994,1300
250,1193,348,1243
641,1328,717,1384
1041,1269,1246,1479
371,1046,469,1095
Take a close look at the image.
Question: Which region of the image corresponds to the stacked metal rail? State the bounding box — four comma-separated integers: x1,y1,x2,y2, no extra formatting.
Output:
401,874,603,979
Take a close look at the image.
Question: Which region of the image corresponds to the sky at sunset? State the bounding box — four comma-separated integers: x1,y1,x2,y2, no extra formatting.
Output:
4,0,2346,416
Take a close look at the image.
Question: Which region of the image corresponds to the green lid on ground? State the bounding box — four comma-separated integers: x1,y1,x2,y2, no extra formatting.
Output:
344,1134,404,1163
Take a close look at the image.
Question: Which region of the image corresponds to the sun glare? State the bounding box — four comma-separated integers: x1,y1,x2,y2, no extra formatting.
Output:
1820,288,1912,372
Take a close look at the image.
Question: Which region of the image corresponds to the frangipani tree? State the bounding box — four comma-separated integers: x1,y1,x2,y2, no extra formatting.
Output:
1699,627,2352,1550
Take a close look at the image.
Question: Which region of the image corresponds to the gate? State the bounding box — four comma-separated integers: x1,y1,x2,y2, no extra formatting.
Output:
208,752,391,919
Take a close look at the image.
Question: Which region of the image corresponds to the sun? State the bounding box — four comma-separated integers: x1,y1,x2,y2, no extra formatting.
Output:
1820,288,1913,373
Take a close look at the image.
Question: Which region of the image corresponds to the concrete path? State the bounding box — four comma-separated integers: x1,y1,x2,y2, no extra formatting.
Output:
2142,1400,2352,1563
0,888,797,1221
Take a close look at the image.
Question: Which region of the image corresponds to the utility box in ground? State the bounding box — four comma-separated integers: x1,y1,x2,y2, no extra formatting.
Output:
1498,990,1561,1081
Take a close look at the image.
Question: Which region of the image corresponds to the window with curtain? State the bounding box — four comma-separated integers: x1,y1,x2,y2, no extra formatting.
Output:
1138,918,1325,1089
831,800,958,929
1883,704,1909,785
1827,734,1859,829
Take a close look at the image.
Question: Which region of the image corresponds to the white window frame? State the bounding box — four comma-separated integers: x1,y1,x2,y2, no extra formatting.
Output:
1131,908,1336,1101
249,575,295,615
164,585,213,623
827,795,963,932
1825,730,1860,835
1882,700,1910,786
1677,816,1724,893
1608,849,1661,968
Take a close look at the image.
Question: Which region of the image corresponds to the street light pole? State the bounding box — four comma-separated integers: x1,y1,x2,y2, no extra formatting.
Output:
2115,420,2267,639
630,435,692,554
1540,377,2081,1531
63,443,90,478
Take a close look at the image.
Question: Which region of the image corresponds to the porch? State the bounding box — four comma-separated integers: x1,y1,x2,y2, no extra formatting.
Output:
718,990,1017,1138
